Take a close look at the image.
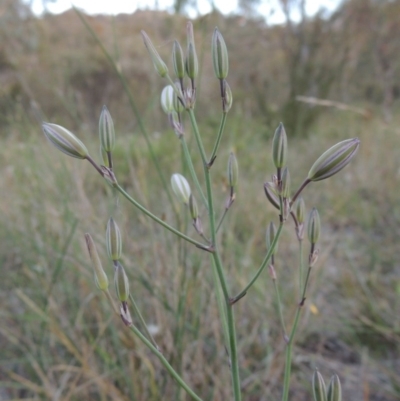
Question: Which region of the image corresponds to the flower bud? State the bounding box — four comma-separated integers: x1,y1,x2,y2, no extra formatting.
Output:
224,82,233,113
189,194,198,220
171,173,191,204
85,233,109,291
227,152,238,189
99,105,115,153
312,370,327,401
307,208,321,245
266,222,278,256
212,27,229,80
106,217,122,262
173,40,185,79
185,42,198,80
100,145,110,168
327,374,342,401
264,181,280,210
141,30,168,78
42,122,88,159
294,197,305,224
161,85,175,114
308,138,360,182
114,262,130,303
272,122,288,169
281,167,291,199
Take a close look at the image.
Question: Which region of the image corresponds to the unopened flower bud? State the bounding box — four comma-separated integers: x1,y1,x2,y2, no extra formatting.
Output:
100,145,110,168
227,152,238,189
294,197,305,224
42,122,88,159
114,262,130,302
106,217,122,262
281,167,291,199
307,208,321,245
212,27,229,80
272,123,288,169
173,40,185,79
141,30,168,78
308,138,360,182
224,82,233,113
99,105,115,153
161,85,175,114
327,374,342,401
171,173,191,204
266,222,278,256
189,194,198,220
85,233,109,291
312,370,327,401
264,182,280,210
185,42,198,80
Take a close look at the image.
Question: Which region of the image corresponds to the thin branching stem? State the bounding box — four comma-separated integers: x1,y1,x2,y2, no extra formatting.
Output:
115,184,208,249
209,113,227,165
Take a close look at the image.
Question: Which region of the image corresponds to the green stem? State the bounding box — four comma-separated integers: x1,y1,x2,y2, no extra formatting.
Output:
272,278,287,339
187,109,241,401
298,240,304,295
208,113,227,165
216,208,228,232
128,324,203,401
129,294,159,350
231,223,284,303
74,7,178,219
180,136,208,208
115,184,207,249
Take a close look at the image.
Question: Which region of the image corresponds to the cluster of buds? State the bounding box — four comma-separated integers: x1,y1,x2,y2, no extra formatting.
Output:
312,370,342,401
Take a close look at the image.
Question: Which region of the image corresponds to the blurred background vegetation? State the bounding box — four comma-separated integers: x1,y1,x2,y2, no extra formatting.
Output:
0,0,399,400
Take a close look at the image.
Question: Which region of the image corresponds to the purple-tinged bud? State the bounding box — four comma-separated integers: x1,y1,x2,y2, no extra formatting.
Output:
189,194,198,220
106,217,122,262
141,30,169,78
114,262,130,302
99,105,115,153
42,122,88,159
327,374,342,401
272,122,288,169
161,85,175,114
212,27,229,80
85,233,109,291
224,82,233,113
266,222,278,256
308,138,360,182
227,152,239,189
307,208,320,245
173,40,185,79
171,173,191,204
264,181,280,210
312,370,327,401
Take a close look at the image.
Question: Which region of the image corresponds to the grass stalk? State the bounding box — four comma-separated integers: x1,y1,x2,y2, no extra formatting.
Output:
208,113,227,165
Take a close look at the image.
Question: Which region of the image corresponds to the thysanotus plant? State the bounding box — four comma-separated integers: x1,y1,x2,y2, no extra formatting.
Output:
42,22,359,401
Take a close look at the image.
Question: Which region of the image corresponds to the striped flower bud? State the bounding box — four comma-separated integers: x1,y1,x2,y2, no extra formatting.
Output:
266,222,278,256
227,152,238,189
312,370,327,401
85,233,109,291
173,40,185,79
307,208,321,245
171,173,191,204
327,374,342,401
185,42,198,80
99,105,115,153
281,167,291,199
42,122,88,159
224,82,233,113
161,85,175,114
308,138,360,182
100,145,111,168
141,30,168,78
272,122,288,169
106,217,122,262
294,197,305,224
189,194,199,220
212,27,229,80
264,181,280,210
114,262,130,303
